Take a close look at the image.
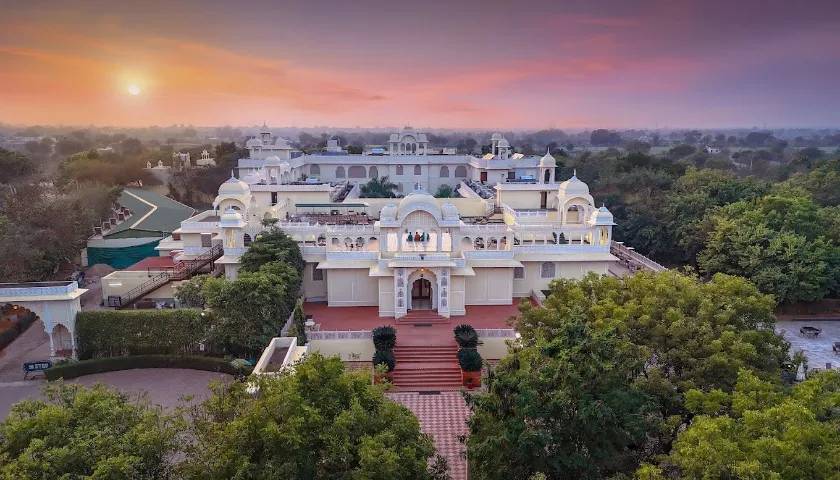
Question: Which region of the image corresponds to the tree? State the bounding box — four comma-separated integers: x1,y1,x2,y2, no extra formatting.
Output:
175,274,210,308
0,148,36,183
238,228,304,273
466,318,653,479
590,129,622,147
202,261,300,357
180,354,443,479
434,184,455,198
0,383,180,479
662,168,768,263
698,193,840,303
359,176,399,198
514,272,789,456
638,370,840,480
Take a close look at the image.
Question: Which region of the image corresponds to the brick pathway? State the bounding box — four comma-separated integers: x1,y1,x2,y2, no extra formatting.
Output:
388,391,469,480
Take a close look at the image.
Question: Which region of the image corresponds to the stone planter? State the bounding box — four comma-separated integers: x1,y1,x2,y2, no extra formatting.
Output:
461,369,481,389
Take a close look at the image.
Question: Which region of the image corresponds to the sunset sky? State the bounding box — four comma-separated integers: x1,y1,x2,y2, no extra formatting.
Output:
1,0,839,129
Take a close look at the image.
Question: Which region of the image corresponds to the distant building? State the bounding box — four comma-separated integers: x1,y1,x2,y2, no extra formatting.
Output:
705,145,722,154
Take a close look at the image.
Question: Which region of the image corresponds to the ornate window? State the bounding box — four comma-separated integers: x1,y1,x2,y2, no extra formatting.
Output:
439,166,449,177
540,262,555,278
396,165,404,175
414,165,421,175
514,267,524,279
454,165,467,178
335,166,345,178
243,233,252,246
369,166,379,178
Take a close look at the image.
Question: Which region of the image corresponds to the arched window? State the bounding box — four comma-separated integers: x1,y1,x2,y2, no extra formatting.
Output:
454,165,467,178
541,262,556,278
439,166,450,177
369,166,379,178
414,165,421,176
243,233,252,246
348,166,366,178
544,169,551,183
310,164,320,175
335,166,345,178
396,165,404,175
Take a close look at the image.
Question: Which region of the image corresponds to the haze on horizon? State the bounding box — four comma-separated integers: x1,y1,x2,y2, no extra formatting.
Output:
1,0,839,130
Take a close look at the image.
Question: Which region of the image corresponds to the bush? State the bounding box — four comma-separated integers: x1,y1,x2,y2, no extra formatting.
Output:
453,324,478,349
292,299,307,345
457,348,483,372
372,349,396,372
75,309,210,360
45,354,250,380
372,325,397,351
0,310,36,350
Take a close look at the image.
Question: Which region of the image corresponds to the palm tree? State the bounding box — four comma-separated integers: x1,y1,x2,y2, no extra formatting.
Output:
360,176,399,198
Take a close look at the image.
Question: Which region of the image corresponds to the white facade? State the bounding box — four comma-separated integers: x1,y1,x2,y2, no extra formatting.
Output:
162,129,618,320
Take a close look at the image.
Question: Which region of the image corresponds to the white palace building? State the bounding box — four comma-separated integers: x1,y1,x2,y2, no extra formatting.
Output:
123,127,620,319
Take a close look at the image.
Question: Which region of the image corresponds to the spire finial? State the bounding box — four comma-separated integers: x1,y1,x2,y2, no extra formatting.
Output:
546,146,551,155
573,168,577,177
230,169,235,179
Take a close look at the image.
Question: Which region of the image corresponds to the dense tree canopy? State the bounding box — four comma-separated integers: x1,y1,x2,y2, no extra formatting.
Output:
0,383,180,479
238,228,305,273
467,271,791,478
638,370,840,480
0,148,36,183
699,192,840,303
0,183,118,281
181,354,445,479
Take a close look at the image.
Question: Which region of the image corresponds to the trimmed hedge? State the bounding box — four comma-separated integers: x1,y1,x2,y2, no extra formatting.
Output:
45,355,250,380
76,309,210,360
0,310,37,350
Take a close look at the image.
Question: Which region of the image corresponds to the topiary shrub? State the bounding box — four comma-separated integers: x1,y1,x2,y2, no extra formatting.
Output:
372,349,396,372
453,324,478,349
372,325,397,351
457,348,483,372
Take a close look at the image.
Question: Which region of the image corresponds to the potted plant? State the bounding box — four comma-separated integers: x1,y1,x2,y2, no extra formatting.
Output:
372,325,397,351
372,349,395,384
458,348,483,388
453,324,478,349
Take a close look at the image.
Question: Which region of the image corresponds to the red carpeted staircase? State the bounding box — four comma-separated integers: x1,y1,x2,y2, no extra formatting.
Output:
391,344,462,391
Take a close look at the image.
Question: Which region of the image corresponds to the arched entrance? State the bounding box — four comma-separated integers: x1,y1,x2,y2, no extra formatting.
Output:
52,324,73,356
411,278,433,310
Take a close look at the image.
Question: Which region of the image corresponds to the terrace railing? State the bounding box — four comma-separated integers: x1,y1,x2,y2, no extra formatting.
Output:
110,244,223,308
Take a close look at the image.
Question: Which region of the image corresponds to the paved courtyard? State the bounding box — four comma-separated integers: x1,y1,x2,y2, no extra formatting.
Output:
776,320,840,371
304,302,521,346
388,391,469,480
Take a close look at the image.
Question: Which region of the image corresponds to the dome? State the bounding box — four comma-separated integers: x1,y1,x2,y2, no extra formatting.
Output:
539,148,556,167
397,190,441,219
491,132,503,141
558,173,590,197
245,137,262,148
497,138,510,148
263,155,283,166
380,204,398,221
589,205,616,225
218,175,250,195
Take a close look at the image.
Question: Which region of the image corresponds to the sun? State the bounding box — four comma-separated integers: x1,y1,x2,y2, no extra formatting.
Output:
127,84,141,96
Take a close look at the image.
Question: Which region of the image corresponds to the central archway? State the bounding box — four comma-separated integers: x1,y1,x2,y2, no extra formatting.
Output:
411,278,433,310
